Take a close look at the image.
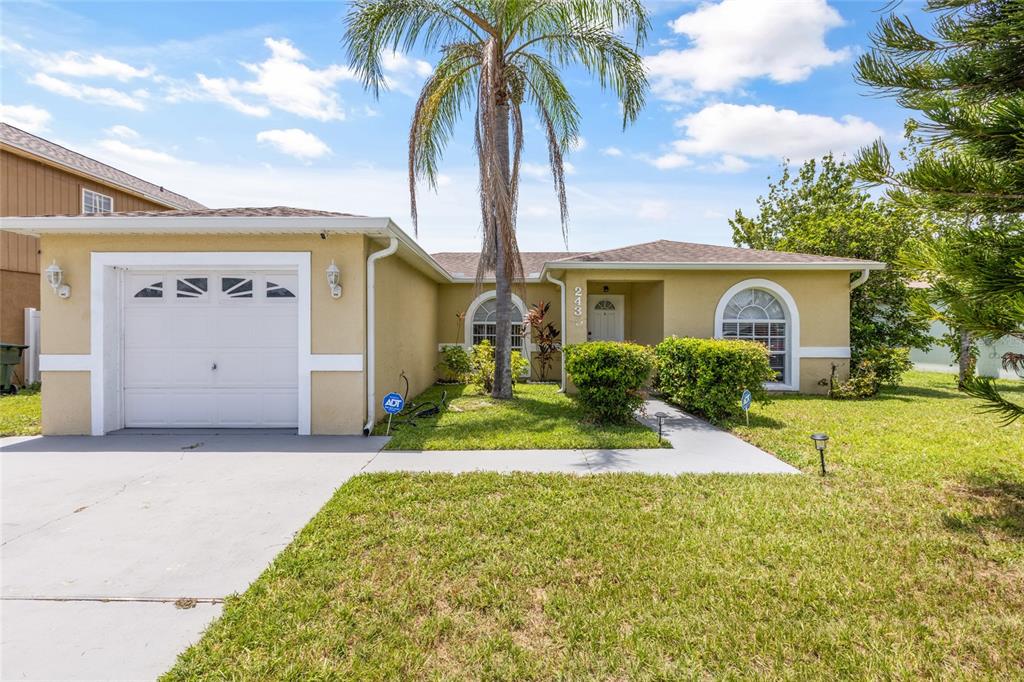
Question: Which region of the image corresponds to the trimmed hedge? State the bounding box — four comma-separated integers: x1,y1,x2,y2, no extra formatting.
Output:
654,337,775,422
564,341,654,423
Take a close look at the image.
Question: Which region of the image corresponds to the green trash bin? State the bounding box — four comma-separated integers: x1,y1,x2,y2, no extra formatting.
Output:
0,342,29,394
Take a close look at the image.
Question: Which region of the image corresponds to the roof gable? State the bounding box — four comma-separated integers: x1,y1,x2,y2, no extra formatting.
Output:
0,123,205,211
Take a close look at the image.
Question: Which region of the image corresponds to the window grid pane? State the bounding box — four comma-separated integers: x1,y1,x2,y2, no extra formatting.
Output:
722,290,787,383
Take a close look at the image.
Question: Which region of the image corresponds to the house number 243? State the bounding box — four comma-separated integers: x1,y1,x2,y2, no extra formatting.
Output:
573,286,583,317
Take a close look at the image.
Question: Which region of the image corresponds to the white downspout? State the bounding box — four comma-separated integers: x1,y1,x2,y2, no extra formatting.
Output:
363,237,399,435
546,271,567,392
850,268,871,291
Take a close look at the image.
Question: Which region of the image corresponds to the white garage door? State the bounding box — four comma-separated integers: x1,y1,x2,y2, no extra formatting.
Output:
123,271,299,428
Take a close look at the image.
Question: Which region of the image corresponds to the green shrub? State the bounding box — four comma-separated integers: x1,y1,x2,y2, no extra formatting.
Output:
437,344,471,382
654,337,775,422
829,360,880,399
468,340,529,392
564,341,654,423
858,346,912,387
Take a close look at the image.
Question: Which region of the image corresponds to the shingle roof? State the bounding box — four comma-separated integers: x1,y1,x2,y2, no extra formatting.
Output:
431,251,584,277
556,240,880,265
431,240,882,276
0,122,206,211
71,206,361,218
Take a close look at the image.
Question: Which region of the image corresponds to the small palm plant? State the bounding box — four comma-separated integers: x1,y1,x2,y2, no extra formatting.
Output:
345,0,649,398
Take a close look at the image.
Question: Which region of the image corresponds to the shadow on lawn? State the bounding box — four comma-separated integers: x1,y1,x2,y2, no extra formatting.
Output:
943,472,1024,540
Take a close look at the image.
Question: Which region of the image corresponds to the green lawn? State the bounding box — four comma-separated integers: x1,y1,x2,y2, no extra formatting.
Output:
0,386,41,436
166,371,1024,679
374,382,664,450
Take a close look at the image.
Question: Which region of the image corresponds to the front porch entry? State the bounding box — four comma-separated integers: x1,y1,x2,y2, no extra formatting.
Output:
587,294,625,341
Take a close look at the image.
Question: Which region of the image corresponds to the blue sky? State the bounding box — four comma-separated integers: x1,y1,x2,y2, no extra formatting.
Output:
0,0,924,253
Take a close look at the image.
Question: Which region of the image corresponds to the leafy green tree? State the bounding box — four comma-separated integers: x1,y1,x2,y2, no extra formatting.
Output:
344,0,649,399
854,0,1024,422
730,154,932,368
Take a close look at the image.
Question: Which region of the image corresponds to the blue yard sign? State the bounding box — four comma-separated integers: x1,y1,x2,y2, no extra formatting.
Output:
382,392,405,414
382,392,405,436
741,389,752,425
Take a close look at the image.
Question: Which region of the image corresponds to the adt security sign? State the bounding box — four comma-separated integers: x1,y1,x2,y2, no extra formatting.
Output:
740,389,753,425
382,392,405,435
383,392,405,414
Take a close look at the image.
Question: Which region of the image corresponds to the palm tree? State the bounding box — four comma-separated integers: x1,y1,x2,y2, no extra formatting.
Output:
345,0,649,398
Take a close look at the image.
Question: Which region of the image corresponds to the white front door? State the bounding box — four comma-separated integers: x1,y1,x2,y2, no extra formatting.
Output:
587,294,625,342
122,271,299,428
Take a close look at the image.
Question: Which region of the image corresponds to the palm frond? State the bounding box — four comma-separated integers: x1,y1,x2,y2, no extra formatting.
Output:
962,376,1024,425
408,46,480,232
344,0,482,96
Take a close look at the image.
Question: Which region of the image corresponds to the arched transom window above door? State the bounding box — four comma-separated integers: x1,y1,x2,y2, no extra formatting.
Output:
718,285,794,386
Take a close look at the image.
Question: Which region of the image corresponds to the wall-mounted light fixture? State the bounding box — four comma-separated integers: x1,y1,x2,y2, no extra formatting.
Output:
326,259,342,298
45,260,71,299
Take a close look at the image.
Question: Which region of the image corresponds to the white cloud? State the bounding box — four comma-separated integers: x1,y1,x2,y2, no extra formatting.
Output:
40,52,154,81
256,128,332,160
521,162,549,180
379,50,434,96
670,103,882,163
105,124,140,140
706,154,751,174
381,51,433,78
196,37,356,121
0,104,52,133
646,0,849,97
29,73,148,110
96,139,189,165
570,136,587,152
521,161,574,179
648,153,691,170
601,146,623,157
637,200,671,221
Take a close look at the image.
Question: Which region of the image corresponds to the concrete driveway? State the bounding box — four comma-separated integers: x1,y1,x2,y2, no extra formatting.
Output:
1,408,793,680
1,432,386,681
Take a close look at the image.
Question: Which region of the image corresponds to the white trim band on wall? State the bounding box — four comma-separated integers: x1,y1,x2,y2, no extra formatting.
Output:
303,354,364,372
799,346,851,358
39,354,95,371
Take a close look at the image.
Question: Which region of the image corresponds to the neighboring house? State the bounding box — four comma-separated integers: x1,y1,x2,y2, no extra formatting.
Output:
0,207,883,436
911,320,1024,380
0,122,204,385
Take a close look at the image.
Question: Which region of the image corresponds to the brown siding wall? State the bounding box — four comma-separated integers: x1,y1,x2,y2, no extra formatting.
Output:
1,147,169,217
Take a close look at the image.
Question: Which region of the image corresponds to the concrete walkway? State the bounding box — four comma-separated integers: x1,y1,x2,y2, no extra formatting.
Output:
364,397,796,475
1,400,793,680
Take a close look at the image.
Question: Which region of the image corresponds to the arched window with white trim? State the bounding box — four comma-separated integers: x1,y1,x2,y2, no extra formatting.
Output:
469,296,524,352
720,288,789,383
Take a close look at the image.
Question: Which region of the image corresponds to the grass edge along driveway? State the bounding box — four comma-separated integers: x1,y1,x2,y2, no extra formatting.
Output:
165,372,1023,679
0,386,41,437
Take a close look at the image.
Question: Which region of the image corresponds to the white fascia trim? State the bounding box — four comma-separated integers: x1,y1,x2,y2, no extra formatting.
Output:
304,354,363,372
40,354,94,371
89,251,313,436
544,260,886,273
800,346,851,358
714,278,801,392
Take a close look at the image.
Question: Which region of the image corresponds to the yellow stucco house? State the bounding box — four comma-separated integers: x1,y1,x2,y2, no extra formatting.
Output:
0,207,883,436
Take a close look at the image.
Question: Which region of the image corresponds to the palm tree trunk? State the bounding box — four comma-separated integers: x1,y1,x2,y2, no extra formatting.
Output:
492,99,513,399
957,329,974,390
